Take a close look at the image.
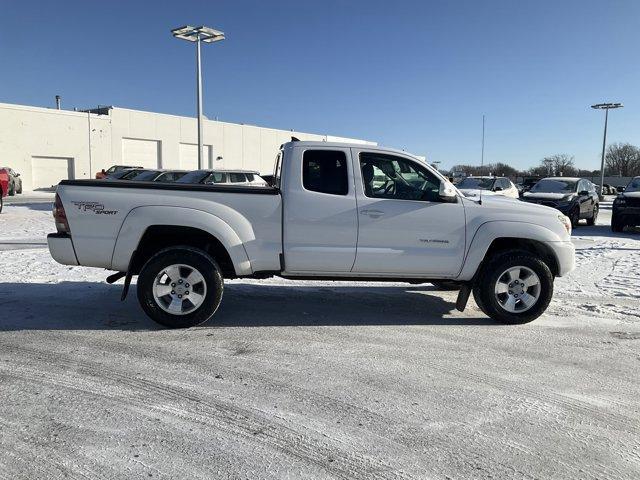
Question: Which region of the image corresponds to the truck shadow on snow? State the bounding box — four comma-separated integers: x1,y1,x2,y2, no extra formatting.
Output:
0,281,494,332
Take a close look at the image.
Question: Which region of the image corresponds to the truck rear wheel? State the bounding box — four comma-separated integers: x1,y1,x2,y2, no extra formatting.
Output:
137,246,223,328
472,250,554,324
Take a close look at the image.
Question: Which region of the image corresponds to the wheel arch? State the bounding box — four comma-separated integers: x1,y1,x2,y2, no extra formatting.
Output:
110,206,252,277
458,221,563,280
129,226,237,278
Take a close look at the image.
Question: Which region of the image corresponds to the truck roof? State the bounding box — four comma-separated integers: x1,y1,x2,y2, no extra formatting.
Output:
283,141,424,161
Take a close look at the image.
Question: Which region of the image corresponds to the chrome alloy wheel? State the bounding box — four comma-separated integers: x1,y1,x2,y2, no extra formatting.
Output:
494,266,541,313
152,264,207,315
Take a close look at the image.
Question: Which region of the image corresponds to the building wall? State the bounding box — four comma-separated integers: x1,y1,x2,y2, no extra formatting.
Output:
0,102,375,190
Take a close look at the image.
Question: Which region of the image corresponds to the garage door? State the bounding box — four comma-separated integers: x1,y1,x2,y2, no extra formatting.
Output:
122,138,161,168
179,143,213,170
31,156,74,190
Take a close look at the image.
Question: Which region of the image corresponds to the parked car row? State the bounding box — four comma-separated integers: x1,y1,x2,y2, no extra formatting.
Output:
95,165,269,186
0,167,23,196
459,174,640,232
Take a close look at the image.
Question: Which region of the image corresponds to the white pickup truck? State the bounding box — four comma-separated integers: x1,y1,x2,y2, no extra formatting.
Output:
49,141,575,328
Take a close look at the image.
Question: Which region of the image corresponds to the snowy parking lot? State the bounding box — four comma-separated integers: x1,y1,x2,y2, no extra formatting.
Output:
1,195,639,479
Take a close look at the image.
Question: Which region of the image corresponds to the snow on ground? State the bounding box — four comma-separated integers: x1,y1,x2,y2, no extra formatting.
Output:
0,198,639,479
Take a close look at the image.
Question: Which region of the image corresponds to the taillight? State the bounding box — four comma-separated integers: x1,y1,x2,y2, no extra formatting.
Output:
53,193,70,234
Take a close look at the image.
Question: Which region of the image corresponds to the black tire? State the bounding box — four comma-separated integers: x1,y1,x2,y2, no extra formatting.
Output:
16,185,22,194
8,182,14,196
569,207,580,228
431,280,461,291
137,246,224,328
472,250,554,324
0,196,3,214
611,215,624,233
472,284,490,316
586,204,598,226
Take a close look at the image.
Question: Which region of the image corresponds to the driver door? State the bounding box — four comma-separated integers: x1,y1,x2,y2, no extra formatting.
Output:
351,149,466,276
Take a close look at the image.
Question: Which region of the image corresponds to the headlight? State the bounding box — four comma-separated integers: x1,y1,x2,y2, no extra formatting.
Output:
558,214,572,235
557,195,575,206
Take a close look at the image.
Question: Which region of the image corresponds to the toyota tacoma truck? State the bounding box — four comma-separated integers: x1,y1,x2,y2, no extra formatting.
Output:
48,141,575,328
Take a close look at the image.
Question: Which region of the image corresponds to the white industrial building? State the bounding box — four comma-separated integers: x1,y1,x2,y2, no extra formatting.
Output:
0,102,375,191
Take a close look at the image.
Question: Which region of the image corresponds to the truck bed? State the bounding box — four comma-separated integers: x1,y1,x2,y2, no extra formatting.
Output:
59,179,279,195
56,180,283,273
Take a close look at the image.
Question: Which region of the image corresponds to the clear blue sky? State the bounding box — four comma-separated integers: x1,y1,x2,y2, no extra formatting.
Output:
1,0,638,171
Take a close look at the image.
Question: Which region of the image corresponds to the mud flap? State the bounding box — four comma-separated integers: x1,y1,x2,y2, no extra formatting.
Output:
106,272,126,284
455,284,472,312
120,270,133,301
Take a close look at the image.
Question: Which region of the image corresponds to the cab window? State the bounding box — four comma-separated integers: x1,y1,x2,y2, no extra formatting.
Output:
229,173,247,183
302,150,348,195
203,172,226,184
360,152,440,201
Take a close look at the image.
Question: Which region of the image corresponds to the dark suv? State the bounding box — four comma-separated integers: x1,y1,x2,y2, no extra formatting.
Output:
612,176,640,232
521,177,599,227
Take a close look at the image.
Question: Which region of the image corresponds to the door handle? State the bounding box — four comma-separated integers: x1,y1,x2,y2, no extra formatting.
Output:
360,209,385,218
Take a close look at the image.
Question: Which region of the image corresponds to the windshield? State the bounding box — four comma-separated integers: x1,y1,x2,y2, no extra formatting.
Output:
530,179,576,193
121,169,146,180
625,177,640,192
457,177,495,190
133,170,161,181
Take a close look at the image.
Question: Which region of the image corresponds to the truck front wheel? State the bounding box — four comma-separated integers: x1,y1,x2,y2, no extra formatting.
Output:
472,251,554,324
136,246,223,328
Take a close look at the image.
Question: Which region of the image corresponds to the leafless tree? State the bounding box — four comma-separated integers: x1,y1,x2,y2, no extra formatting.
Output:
605,143,640,176
541,154,576,176
450,163,521,179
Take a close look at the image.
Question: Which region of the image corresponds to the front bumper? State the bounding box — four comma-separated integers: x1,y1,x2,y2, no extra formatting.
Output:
613,206,640,225
545,240,575,277
521,198,573,213
47,233,79,266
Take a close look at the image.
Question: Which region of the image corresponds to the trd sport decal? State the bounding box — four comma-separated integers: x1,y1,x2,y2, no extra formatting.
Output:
72,201,118,215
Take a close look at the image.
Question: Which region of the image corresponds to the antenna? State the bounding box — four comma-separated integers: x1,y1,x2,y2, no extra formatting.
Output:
479,114,485,205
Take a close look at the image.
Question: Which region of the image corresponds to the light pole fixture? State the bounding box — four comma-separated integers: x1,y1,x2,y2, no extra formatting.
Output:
172,25,225,169
591,102,623,196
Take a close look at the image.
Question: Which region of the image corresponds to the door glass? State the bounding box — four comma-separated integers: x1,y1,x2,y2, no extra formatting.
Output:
204,172,226,184
229,173,246,183
360,152,440,201
302,150,348,195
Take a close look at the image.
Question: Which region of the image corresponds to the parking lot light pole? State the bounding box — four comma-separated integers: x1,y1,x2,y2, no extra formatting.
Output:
172,25,225,169
591,102,623,196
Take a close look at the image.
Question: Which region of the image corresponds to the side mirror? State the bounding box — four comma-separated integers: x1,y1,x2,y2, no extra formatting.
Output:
439,180,458,203
15,173,20,177
579,190,589,196
493,186,503,192
619,187,626,192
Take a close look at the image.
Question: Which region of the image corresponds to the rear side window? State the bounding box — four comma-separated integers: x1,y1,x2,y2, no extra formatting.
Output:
229,173,246,183
302,150,348,195
204,172,226,184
